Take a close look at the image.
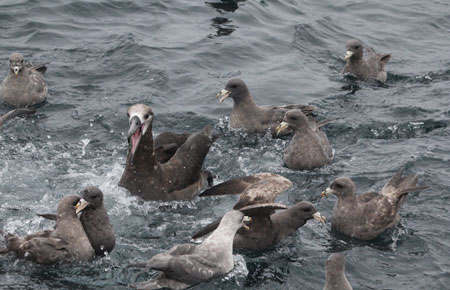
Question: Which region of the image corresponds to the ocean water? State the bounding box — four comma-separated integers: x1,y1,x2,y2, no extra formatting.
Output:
0,0,449,289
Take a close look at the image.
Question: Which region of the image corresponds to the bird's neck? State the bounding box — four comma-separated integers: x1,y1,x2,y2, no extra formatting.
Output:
127,124,157,171
233,94,261,111
326,271,350,289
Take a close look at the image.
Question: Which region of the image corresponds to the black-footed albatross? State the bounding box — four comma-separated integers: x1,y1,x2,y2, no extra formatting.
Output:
37,186,116,257
277,109,334,170
128,210,251,290
321,168,429,240
343,39,391,83
0,195,94,264
216,78,317,137
0,53,48,107
119,104,214,201
193,173,326,250
323,253,353,290
0,107,36,128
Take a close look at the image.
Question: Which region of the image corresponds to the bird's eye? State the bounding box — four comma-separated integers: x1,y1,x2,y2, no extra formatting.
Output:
21,59,24,63
127,113,130,117
354,45,360,49
231,85,237,89
291,117,297,121
144,114,149,119
335,183,344,189
305,207,311,212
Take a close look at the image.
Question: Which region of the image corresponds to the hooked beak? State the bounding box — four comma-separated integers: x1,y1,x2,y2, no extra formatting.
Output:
312,212,326,224
276,121,289,135
242,216,252,230
321,187,334,198
216,89,231,103
75,198,90,215
13,66,20,76
344,50,354,61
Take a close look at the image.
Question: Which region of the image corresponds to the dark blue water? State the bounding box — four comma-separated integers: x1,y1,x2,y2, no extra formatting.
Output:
1,0,450,289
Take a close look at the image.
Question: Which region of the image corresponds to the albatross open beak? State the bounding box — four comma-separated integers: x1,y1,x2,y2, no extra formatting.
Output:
216,89,231,103
313,212,326,224
75,198,90,215
276,121,289,135
321,187,334,198
243,216,252,230
344,50,354,61
13,66,20,76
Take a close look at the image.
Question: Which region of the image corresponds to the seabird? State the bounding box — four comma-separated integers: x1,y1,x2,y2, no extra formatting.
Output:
128,210,251,289
119,104,214,201
322,168,429,240
277,109,334,170
0,53,48,107
37,186,116,257
193,173,326,250
216,78,316,137
343,39,391,83
0,196,94,264
323,253,353,290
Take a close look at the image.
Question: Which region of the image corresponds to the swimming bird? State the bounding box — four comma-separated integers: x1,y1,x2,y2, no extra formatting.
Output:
0,107,36,128
193,173,326,250
343,39,391,83
0,196,94,264
216,78,316,137
128,210,251,290
322,168,429,240
38,186,116,256
323,253,353,290
119,104,214,201
0,53,48,107
277,109,333,170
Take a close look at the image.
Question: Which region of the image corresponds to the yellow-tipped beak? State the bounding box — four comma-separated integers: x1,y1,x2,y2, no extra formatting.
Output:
243,216,252,230
276,121,289,135
216,89,231,103
75,198,90,214
313,212,326,224
344,50,354,61
321,187,333,198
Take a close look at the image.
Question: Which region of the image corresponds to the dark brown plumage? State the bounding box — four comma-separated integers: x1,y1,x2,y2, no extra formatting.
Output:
343,39,391,83
0,53,48,107
0,196,93,264
119,104,214,201
322,168,429,240
194,173,326,250
278,109,333,170
216,78,316,137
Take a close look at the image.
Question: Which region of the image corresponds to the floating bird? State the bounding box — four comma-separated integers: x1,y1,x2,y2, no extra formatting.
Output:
193,173,326,250
38,186,116,256
277,109,333,170
323,253,353,290
343,39,391,83
0,196,93,264
0,53,48,107
119,104,214,201
322,168,429,240
216,78,316,137
128,210,250,290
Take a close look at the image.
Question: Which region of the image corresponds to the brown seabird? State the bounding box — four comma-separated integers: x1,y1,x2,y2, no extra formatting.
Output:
193,173,326,250
216,78,316,137
343,39,391,83
322,168,429,240
118,104,214,201
0,195,94,264
323,253,353,290
277,109,334,170
0,53,48,107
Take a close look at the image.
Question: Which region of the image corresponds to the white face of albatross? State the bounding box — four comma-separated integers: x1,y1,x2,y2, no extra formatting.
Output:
127,104,154,158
